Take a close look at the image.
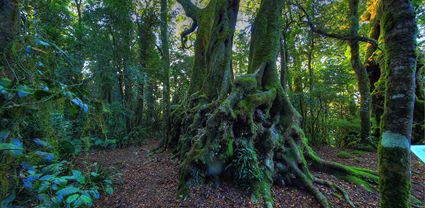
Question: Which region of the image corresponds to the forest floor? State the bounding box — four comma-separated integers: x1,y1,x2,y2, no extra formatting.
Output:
77,140,425,208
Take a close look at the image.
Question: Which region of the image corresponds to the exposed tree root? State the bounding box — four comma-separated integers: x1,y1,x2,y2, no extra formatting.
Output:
165,70,379,208
314,178,356,208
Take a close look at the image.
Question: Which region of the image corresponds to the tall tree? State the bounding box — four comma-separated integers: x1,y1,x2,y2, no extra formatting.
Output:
160,0,171,148
348,0,371,143
363,0,382,137
378,0,417,206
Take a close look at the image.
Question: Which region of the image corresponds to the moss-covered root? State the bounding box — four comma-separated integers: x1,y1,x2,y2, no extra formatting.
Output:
289,161,331,208
304,142,378,190
314,178,356,208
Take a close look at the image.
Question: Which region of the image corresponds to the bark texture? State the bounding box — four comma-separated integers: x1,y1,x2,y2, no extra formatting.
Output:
178,0,239,100
348,0,371,143
378,0,416,207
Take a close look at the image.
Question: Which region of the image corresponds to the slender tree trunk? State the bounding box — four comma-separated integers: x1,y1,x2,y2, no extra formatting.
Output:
280,33,289,90
160,0,171,148
378,0,417,207
348,0,371,143
136,10,156,128
143,75,155,128
307,31,315,142
134,81,144,126
364,0,382,138
0,0,18,71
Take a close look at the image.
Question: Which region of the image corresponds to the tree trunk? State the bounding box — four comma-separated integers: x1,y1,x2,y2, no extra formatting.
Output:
160,0,171,148
0,0,18,70
348,0,371,144
143,75,155,128
179,0,239,100
364,0,382,138
279,33,289,90
135,10,156,128
378,0,417,206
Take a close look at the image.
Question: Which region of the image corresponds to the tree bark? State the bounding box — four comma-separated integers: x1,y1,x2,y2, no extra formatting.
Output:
364,0,383,138
348,0,371,143
178,0,239,100
0,0,18,70
160,0,171,148
378,0,417,206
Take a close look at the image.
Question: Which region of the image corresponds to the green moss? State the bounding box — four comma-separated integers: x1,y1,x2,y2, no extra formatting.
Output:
351,150,367,156
219,138,234,161
234,74,257,91
378,145,411,207
340,175,376,192
336,151,353,159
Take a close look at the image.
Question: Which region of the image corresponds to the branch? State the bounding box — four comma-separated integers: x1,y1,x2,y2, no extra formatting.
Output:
176,0,200,21
181,21,198,50
295,4,379,48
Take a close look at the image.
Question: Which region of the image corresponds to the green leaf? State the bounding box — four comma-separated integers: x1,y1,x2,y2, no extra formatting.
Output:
0,143,23,151
16,85,33,97
72,170,85,184
0,77,11,88
56,186,80,198
37,181,50,193
80,195,93,205
53,177,68,186
66,194,80,204
40,175,55,181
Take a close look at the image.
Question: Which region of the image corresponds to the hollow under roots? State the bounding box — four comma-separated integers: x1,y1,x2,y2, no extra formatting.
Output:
167,73,378,208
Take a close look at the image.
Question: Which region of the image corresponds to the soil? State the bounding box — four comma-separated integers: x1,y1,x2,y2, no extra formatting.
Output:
77,141,425,208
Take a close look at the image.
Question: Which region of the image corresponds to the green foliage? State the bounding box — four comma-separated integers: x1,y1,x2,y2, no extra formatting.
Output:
228,145,263,191
19,160,114,208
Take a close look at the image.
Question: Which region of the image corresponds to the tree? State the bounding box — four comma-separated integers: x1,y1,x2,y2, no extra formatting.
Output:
378,0,417,206
171,0,377,207
363,0,382,137
0,0,18,67
177,0,239,100
160,0,171,149
348,0,371,144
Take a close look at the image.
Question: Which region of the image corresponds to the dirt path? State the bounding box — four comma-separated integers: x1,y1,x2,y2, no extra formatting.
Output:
78,141,424,208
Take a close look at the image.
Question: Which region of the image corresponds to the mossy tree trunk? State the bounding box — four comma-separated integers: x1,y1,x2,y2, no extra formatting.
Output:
348,0,371,144
171,0,378,207
378,0,417,207
178,0,239,100
363,0,382,138
279,33,289,90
